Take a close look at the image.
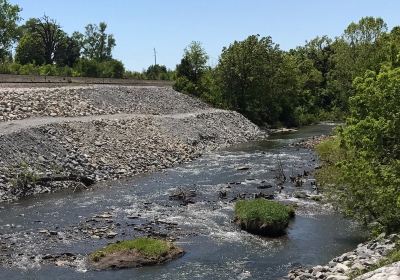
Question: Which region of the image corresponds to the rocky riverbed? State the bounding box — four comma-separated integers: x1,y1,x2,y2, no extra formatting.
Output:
0,123,367,279
287,234,399,280
0,85,261,201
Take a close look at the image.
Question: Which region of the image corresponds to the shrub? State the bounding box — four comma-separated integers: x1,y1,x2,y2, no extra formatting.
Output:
74,59,99,77
99,59,124,78
173,76,197,95
73,59,125,78
234,199,294,236
316,67,400,234
10,162,39,197
39,64,58,76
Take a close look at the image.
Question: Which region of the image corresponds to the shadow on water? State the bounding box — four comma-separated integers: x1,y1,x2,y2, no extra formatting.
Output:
0,123,366,280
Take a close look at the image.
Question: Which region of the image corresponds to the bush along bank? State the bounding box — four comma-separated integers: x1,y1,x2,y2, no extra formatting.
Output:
289,135,400,279
298,66,400,279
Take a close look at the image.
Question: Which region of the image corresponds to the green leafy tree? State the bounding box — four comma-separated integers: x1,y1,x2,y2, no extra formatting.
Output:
328,17,391,111
79,22,115,61
27,16,66,64
318,66,400,234
215,35,300,126
174,41,209,96
54,35,81,67
176,41,209,84
16,16,75,66
0,0,21,61
15,33,45,65
389,26,400,67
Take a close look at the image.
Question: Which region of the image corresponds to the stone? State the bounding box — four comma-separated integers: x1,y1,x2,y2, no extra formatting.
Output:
106,231,118,238
237,166,250,171
335,263,350,273
352,262,366,271
326,275,349,280
95,213,113,219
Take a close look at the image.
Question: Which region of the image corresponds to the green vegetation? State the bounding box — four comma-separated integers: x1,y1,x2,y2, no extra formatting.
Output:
316,66,400,234
0,0,21,61
10,161,39,190
0,0,174,80
174,41,210,97
379,244,400,269
174,17,400,128
91,238,172,262
234,199,294,236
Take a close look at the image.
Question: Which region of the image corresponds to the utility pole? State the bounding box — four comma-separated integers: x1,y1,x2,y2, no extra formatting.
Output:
153,48,157,66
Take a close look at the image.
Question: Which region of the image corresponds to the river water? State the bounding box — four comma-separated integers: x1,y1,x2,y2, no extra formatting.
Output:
0,124,365,280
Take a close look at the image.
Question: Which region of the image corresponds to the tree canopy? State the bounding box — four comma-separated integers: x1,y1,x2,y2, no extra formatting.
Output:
79,22,116,61
8,15,126,79
0,0,21,61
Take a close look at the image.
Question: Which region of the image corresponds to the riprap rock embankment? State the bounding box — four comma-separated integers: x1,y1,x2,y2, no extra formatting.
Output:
0,85,261,201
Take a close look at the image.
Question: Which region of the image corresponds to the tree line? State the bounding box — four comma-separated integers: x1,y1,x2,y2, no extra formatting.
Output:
174,17,400,128
0,0,174,79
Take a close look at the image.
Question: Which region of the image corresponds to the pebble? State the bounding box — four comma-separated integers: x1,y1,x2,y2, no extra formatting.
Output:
106,231,118,238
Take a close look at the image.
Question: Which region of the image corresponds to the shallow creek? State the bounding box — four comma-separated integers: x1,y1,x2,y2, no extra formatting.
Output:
0,124,365,279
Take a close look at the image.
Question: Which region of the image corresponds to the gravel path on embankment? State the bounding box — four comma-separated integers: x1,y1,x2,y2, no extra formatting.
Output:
0,85,261,201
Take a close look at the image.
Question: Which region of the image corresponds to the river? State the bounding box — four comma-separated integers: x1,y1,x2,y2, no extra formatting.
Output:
0,124,365,279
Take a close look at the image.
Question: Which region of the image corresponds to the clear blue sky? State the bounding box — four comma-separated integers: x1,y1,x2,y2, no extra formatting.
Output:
11,0,400,71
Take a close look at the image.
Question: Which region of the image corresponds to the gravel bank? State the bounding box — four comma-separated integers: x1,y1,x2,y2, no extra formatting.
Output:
287,234,399,280
0,85,261,201
355,261,400,280
0,85,209,122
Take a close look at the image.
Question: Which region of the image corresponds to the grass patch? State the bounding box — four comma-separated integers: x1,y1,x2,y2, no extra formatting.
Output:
10,161,39,190
234,199,294,236
91,237,172,262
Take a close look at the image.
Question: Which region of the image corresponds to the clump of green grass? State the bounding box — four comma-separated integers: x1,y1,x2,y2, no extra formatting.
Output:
234,199,294,236
11,161,39,190
91,237,172,262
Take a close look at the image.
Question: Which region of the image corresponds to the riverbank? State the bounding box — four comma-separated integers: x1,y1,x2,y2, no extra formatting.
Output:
286,133,400,280
0,85,261,202
287,233,399,280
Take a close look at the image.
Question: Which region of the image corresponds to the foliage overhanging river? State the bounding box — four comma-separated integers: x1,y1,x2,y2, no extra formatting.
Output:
0,124,366,280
